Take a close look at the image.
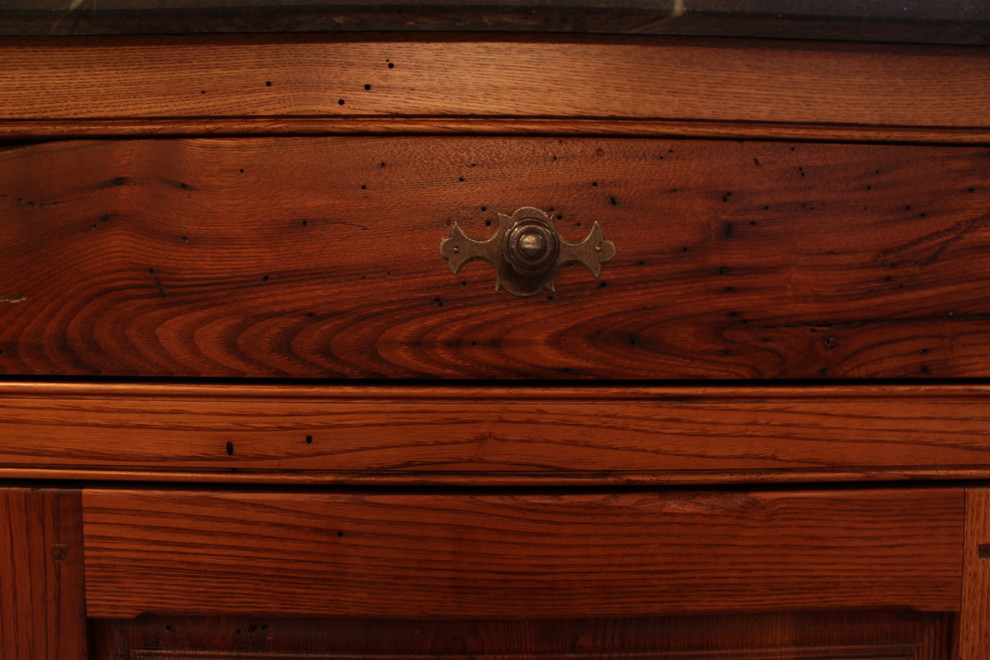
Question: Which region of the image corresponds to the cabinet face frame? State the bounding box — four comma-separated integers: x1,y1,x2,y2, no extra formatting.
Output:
90,611,958,659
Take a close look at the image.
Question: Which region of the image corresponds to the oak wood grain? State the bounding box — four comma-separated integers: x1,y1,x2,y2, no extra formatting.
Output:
7,382,990,485
0,488,87,660
83,488,964,618
2,137,990,379
1,34,988,135
89,611,954,660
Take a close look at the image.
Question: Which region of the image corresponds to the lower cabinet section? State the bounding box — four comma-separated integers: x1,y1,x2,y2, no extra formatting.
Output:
4,485,990,658
90,611,955,659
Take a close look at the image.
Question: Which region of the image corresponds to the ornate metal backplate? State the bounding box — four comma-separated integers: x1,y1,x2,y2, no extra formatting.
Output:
439,207,616,297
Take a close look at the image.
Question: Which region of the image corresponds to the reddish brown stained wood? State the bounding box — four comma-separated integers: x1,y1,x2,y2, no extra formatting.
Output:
83,488,964,618
89,611,954,659
957,488,990,660
6,382,990,485
0,35,988,131
2,137,990,379
5,118,990,144
0,488,87,660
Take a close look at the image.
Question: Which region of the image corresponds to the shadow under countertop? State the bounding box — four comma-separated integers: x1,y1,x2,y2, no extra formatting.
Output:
0,0,988,44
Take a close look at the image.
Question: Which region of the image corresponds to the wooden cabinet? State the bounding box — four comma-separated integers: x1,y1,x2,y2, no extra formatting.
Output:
2,28,990,660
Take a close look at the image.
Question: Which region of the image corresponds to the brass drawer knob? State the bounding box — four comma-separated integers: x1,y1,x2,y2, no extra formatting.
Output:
440,207,616,297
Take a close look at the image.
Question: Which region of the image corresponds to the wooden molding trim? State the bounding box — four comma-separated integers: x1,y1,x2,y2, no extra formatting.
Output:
3,118,990,144
1,34,988,142
5,382,990,485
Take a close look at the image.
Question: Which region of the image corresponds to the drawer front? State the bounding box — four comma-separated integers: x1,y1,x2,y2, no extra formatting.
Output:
83,488,963,618
2,137,989,379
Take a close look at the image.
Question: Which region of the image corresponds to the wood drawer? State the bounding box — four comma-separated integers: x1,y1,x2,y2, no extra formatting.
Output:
2,137,989,379
82,487,963,618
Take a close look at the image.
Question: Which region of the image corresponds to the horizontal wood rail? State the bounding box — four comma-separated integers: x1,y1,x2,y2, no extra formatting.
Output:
1,34,989,142
5,382,990,485
83,487,964,617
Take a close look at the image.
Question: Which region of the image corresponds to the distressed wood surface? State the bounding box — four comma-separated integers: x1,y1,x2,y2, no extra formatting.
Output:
6,382,990,485
0,35,989,137
83,488,964,618
2,137,990,379
0,488,87,660
89,611,954,659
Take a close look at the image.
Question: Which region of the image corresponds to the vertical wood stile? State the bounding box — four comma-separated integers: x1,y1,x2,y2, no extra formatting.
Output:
959,488,990,659
0,488,87,660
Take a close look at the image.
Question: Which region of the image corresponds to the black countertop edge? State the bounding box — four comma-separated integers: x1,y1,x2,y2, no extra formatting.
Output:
0,2,987,45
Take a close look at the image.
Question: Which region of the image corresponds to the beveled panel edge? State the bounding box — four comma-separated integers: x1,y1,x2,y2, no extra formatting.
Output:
92,611,954,660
